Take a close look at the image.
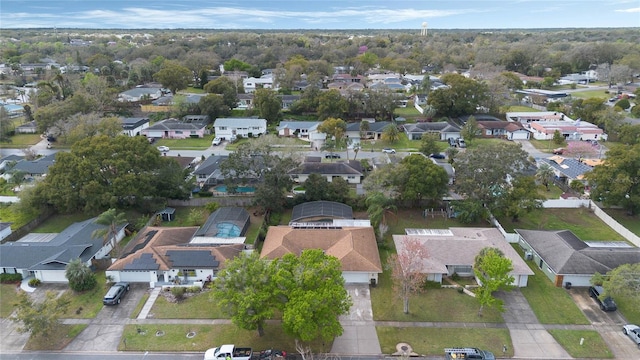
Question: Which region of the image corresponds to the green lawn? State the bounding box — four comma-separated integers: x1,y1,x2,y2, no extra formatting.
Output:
119,323,332,353
131,292,150,319
0,133,42,147
519,257,590,325
376,327,512,357
603,208,640,237
33,213,97,233
0,283,20,317
181,87,206,94
501,105,540,113
23,324,88,351
528,138,565,152
156,135,215,150
65,272,108,319
548,330,613,358
160,206,206,227
537,184,564,200
0,204,39,229
394,104,422,118
149,290,228,319
615,296,640,325
569,90,609,100
496,208,626,241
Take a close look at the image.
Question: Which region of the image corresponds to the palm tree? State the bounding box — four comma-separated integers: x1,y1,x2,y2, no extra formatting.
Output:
92,208,127,258
536,163,555,191
381,124,400,144
366,191,397,241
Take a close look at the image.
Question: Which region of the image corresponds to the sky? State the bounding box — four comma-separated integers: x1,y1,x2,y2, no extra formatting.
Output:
1,0,638,30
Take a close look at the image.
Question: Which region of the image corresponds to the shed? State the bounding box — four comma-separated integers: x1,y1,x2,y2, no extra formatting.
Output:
158,207,176,222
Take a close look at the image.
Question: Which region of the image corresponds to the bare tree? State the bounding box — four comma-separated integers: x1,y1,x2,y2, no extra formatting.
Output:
388,237,429,314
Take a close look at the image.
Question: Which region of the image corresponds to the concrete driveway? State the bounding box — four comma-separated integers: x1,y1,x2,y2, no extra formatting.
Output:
330,284,381,355
64,283,149,352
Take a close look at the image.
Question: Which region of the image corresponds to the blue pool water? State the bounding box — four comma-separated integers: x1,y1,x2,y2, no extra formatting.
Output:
216,223,241,238
214,185,255,193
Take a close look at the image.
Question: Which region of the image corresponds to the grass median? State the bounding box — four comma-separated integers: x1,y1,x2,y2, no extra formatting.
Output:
548,329,613,358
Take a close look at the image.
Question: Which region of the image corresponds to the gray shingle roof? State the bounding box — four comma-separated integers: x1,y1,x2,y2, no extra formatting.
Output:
214,118,267,128
277,121,320,131
289,161,363,176
403,121,461,133
516,229,640,275
145,118,206,131
11,154,56,175
346,121,393,132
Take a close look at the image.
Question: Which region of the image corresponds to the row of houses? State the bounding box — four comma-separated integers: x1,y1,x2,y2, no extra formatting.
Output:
3,201,637,290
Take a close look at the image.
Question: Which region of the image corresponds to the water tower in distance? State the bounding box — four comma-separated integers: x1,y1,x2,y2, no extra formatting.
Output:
421,22,428,36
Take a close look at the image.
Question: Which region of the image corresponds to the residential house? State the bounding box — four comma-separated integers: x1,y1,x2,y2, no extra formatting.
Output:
516,229,640,287
141,94,206,112
277,121,320,139
528,119,606,141
536,156,594,187
213,118,267,140
106,226,244,286
141,118,207,139
0,154,23,172
193,155,228,186
1,103,24,118
403,120,461,141
280,95,300,110
290,201,354,223
345,121,393,145
261,221,382,284
3,154,56,182
121,117,150,136
15,121,38,134
393,228,533,287
118,86,165,102
243,75,275,93
190,207,251,245
182,114,210,124
0,218,126,282
236,94,254,110
476,120,531,140
289,159,364,184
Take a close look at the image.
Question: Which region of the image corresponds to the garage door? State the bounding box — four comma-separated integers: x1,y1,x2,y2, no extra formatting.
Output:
342,272,369,284
117,271,152,282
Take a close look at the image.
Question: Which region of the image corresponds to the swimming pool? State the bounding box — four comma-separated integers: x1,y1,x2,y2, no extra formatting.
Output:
214,185,255,193
216,223,242,238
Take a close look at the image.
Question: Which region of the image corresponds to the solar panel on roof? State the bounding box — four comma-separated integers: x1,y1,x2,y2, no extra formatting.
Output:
124,253,159,270
166,250,217,267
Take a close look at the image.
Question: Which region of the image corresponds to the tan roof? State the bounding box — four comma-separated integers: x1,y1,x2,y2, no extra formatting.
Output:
108,226,243,271
393,228,533,276
260,226,382,273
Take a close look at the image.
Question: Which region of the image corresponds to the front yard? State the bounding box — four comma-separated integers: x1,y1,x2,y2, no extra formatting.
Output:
149,289,227,319
0,283,20,317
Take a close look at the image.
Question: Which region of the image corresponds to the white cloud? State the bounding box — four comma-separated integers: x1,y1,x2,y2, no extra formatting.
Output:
615,7,640,13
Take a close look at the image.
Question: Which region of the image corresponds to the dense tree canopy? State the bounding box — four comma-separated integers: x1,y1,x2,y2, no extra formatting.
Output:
427,73,489,117
10,291,70,339
473,247,514,316
27,135,191,213
153,60,192,95
396,154,449,204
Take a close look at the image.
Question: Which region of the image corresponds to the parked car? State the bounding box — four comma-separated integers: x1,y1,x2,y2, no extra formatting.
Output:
382,148,396,154
448,137,457,147
588,285,617,311
157,145,170,152
259,349,287,360
212,137,222,146
622,324,640,348
457,138,466,148
552,147,565,155
325,152,341,159
445,347,495,360
429,153,446,159
103,282,130,305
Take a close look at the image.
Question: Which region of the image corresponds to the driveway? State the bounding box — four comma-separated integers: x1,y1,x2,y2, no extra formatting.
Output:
330,284,381,355
64,283,149,352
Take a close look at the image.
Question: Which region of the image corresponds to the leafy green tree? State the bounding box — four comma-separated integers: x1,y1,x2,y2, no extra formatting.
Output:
388,238,429,314
28,135,190,213
381,124,400,143
419,133,440,156
253,157,297,213
317,117,347,148
586,143,640,215
445,146,459,164
327,177,351,204
427,74,489,117
65,258,97,292
92,208,127,257
366,191,397,241
253,89,281,125
536,163,555,191
552,130,564,145
153,60,192,95
317,89,348,121
10,291,70,339
204,76,242,109
461,116,480,143
494,176,543,222
199,94,229,120
592,263,640,305
615,123,640,145
473,247,514,316
454,142,530,212
273,249,352,342
224,58,253,72
453,199,490,224
303,173,330,202
213,252,275,337
571,98,606,127
396,154,449,204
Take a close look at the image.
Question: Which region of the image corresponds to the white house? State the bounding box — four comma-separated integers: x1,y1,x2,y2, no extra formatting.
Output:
0,218,126,283
243,75,276,93
277,121,320,139
121,117,150,136
213,118,267,140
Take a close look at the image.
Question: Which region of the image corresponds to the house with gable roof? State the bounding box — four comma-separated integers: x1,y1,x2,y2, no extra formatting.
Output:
516,229,640,287
213,118,267,140
277,121,320,139
3,153,56,182
288,158,364,184
0,218,126,282
141,118,207,139
476,120,531,140
403,120,461,141
536,156,594,187
121,117,150,136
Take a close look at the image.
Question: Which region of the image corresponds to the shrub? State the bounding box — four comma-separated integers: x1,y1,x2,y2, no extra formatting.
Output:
197,191,213,197
268,212,282,226
616,98,631,110
28,278,41,287
187,286,201,293
457,286,465,294
171,286,186,301
451,272,460,281
0,273,23,283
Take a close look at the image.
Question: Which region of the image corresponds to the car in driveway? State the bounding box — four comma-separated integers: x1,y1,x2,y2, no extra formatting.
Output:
157,145,170,152
622,324,640,348
382,148,396,154
553,147,565,155
212,137,222,146
429,153,446,159
259,349,287,360
588,285,617,311
103,282,130,305
325,152,341,159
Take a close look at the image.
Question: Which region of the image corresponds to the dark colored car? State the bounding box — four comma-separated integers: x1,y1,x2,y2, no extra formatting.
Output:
259,349,287,360
429,153,446,159
103,282,130,305
589,285,617,311
325,153,341,159
552,147,565,155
